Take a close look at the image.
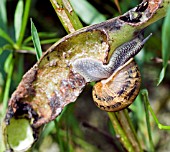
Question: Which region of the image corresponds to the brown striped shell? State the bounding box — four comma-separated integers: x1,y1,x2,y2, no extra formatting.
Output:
92,59,141,112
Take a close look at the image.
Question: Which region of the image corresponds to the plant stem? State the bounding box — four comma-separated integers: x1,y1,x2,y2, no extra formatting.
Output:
108,112,134,152
117,110,143,152
141,90,155,152
2,53,15,116
50,0,83,33
124,110,142,150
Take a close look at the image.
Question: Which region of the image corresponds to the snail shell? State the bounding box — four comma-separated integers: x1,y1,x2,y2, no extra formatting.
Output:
92,59,141,112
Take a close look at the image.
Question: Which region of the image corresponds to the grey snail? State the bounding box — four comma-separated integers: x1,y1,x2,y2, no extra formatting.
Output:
72,32,152,112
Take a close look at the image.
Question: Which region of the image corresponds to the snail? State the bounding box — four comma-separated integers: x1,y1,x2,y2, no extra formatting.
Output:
72,32,152,112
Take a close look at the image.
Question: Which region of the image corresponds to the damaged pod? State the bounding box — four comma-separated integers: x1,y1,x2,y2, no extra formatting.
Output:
5,0,167,128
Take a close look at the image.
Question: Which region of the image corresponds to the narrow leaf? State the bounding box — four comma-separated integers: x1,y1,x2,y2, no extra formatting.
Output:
14,0,24,41
23,32,58,45
162,7,170,66
0,0,7,31
0,28,15,45
114,0,122,14
31,19,42,60
4,53,13,73
0,48,2,55
0,44,13,53
157,67,165,85
2,53,14,115
157,7,170,85
17,0,31,47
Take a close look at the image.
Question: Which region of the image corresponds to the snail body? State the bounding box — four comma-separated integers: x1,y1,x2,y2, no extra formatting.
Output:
72,32,152,112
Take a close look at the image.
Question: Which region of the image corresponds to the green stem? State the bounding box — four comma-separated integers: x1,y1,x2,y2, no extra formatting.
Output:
54,119,65,152
108,112,134,152
118,109,143,152
50,0,83,33
141,90,155,152
2,53,15,116
124,110,140,146
148,105,170,130
17,0,31,47
142,89,170,131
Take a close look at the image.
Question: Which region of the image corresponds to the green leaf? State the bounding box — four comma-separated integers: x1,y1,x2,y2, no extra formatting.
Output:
16,0,31,47
23,32,59,45
14,0,24,41
0,44,13,54
40,38,60,44
0,28,15,45
20,46,36,54
0,0,7,31
70,0,106,25
157,7,170,85
2,52,14,115
4,53,13,73
0,48,2,55
157,67,166,85
162,8,170,66
31,19,42,60
0,72,4,86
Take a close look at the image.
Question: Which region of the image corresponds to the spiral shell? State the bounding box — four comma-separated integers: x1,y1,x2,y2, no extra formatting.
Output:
92,59,141,112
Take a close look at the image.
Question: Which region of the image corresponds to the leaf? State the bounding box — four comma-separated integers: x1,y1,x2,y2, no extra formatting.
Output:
16,0,31,47
31,19,42,60
23,32,58,45
4,53,13,73
0,44,13,54
162,8,170,66
157,67,166,85
14,0,24,41
0,72,4,86
0,48,2,55
0,0,7,31
70,0,106,25
157,7,170,85
0,28,15,45
20,46,36,54
114,0,121,14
